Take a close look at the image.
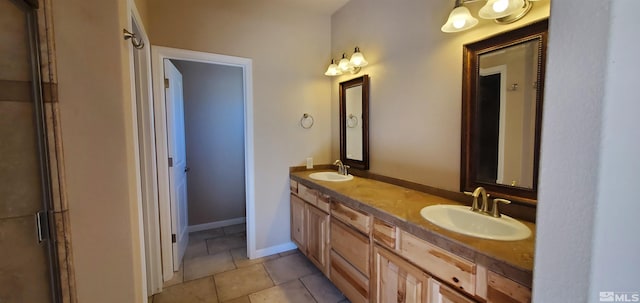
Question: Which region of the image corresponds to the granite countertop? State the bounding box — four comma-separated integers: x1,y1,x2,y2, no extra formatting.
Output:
290,169,535,288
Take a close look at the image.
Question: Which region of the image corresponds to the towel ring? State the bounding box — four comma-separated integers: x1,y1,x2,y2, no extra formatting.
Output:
347,114,358,128
300,113,314,129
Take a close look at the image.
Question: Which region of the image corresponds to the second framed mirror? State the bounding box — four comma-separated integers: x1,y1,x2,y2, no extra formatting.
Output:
340,75,369,170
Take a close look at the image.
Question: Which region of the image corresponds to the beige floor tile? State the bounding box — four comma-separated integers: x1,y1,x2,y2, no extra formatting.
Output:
221,295,250,303
207,233,246,255
153,277,218,303
190,228,225,243
184,251,236,281
249,280,315,303
230,247,279,268
263,252,318,285
301,272,345,303
163,260,184,288
214,264,274,302
185,239,209,260
223,223,246,235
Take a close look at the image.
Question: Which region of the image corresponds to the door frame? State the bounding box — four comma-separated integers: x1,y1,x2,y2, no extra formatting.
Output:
151,46,255,282
479,65,507,184
126,0,159,297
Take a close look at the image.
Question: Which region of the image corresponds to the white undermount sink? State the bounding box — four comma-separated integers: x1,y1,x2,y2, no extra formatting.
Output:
420,204,531,241
309,171,354,182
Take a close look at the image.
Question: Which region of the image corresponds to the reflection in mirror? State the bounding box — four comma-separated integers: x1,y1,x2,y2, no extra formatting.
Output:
477,39,539,189
462,20,547,203
345,85,363,160
340,75,369,170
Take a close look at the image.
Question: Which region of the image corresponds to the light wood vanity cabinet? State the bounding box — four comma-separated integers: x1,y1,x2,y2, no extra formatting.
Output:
373,245,429,303
289,178,532,303
329,201,372,303
289,181,330,274
306,203,330,272
290,194,306,249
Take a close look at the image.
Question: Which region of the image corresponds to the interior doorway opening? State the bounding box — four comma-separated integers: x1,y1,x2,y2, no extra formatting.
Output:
150,46,255,289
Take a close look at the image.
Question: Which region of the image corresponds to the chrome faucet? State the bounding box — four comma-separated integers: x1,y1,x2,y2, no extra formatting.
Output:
333,160,350,175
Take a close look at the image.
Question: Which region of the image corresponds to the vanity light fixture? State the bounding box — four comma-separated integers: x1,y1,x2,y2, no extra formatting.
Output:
325,47,368,76
441,0,479,33
441,0,534,33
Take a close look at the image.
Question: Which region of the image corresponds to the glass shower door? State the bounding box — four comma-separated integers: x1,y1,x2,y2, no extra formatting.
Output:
0,0,58,302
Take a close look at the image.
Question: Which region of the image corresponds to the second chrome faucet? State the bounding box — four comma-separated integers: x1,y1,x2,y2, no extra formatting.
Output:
333,160,350,176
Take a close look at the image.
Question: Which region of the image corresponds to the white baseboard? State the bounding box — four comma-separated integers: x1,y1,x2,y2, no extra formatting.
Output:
188,217,246,233
250,241,297,259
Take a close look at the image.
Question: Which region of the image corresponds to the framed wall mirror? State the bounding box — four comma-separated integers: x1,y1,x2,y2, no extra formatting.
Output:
340,75,369,170
461,20,548,204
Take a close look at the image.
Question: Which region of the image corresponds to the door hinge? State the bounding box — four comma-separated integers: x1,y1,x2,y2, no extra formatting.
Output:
168,157,174,167
164,78,170,88
35,211,49,243
171,234,177,243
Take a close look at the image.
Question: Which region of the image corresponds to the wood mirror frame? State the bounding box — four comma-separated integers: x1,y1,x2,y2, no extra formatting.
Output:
340,75,370,170
461,20,548,204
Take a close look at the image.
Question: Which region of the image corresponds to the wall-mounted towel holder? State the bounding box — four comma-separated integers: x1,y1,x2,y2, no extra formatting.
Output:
300,113,314,129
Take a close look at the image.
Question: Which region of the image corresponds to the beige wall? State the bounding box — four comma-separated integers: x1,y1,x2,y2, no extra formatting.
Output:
149,1,333,251
132,0,149,31
330,0,550,192
172,60,246,226
53,0,145,301
534,0,640,301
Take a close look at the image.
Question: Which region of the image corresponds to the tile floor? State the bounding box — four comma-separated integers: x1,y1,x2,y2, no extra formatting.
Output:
150,224,350,303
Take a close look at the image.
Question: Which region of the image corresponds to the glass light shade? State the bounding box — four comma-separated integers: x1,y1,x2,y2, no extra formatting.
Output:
479,0,526,19
441,6,478,33
338,55,352,72
324,60,342,76
349,47,368,67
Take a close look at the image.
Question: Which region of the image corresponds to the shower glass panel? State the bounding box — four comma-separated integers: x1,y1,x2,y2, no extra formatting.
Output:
0,0,58,302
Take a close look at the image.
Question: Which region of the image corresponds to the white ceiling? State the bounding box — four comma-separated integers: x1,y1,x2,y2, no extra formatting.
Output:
271,0,351,15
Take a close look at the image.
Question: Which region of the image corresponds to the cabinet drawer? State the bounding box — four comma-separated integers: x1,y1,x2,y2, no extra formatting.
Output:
330,250,369,303
487,271,531,303
290,179,298,193
317,193,331,213
429,277,476,303
331,201,371,234
372,218,397,250
330,220,370,277
298,183,318,205
399,231,476,296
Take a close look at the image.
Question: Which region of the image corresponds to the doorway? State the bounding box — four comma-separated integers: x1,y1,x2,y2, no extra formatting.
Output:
150,46,255,285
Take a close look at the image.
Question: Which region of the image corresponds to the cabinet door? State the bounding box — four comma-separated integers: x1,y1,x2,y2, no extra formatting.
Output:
290,194,306,250
428,278,476,303
306,204,329,274
374,246,429,303
486,271,531,303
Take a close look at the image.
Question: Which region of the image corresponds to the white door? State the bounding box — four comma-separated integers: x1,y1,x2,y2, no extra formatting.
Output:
163,59,189,271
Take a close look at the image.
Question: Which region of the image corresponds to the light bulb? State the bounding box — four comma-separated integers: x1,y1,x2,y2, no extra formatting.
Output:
453,18,466,29
492,0,508,13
